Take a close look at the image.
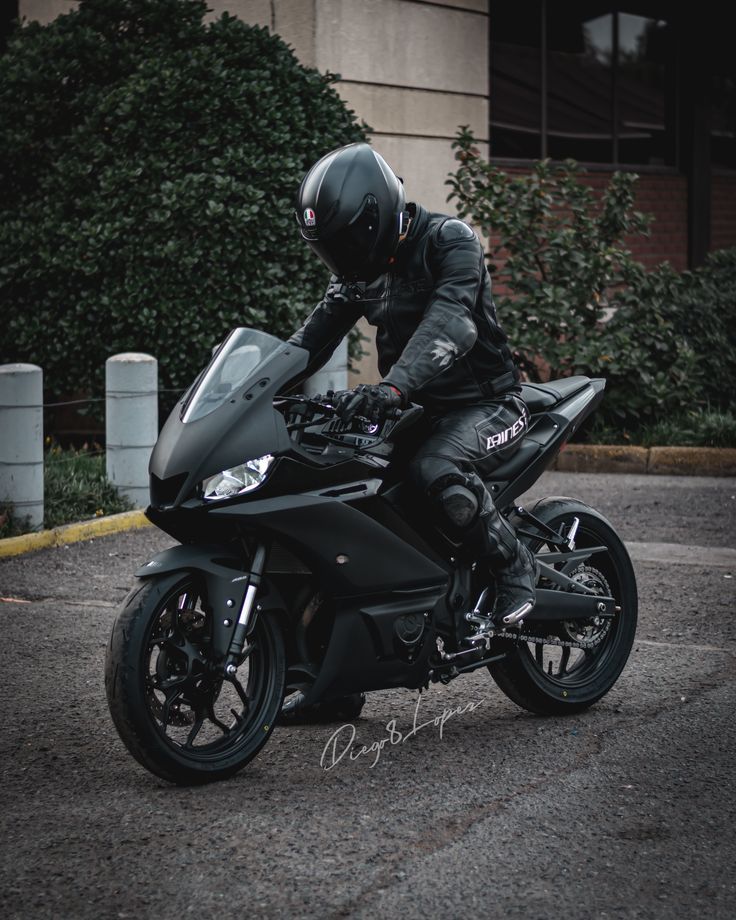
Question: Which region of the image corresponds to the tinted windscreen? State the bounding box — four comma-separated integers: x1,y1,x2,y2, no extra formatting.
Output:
181,327,283,423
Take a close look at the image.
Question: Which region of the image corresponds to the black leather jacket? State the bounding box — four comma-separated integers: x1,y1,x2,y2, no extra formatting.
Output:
288,204,519,411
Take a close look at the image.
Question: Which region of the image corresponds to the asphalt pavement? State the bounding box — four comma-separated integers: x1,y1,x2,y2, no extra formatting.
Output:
1,472,735,920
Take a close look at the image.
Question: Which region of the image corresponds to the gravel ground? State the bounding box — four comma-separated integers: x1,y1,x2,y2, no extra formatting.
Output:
1,472,734,920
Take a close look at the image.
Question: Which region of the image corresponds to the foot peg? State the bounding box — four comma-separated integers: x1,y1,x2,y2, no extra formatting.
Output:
502,601,533,626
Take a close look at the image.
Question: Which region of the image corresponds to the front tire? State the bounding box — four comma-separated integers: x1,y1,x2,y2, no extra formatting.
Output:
105,572,286,784
489,498,637,715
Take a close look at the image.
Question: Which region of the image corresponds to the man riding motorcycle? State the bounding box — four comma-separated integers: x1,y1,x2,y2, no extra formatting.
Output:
284,143,537,719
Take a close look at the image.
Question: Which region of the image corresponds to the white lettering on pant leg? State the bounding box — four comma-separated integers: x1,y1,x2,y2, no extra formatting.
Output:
486,413,527,453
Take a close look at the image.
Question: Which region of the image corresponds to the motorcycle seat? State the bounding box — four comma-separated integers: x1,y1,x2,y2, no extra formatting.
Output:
520,376,590,413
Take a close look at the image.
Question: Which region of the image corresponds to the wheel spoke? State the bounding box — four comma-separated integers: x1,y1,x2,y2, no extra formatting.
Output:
558,646,571,677
206,702,232,735
160,688,185,729
535,643,544,668
185,713,205,748
228,674,251,711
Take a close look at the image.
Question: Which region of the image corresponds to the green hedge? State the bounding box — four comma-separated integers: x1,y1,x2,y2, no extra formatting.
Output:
0,0,366,399
447,128,736,429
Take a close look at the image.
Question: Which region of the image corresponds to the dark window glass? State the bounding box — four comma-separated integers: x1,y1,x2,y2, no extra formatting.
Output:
489,4,543,159
547,8,614,162
711,73,736,170
1,2,19,52
490,2,677,167
616,14,673,165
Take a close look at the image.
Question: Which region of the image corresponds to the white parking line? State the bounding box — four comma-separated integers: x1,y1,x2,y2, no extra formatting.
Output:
635,638,735,653
626,541,736,568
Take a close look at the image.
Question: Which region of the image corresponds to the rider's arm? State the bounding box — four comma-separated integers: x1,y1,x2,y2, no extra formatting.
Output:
287,277,364,383
382,220,481,400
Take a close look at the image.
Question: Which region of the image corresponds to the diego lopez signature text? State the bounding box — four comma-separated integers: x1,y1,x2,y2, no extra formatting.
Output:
320,693,484,770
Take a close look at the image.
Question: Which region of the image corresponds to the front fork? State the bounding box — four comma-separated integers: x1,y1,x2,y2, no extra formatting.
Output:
223,543,267,677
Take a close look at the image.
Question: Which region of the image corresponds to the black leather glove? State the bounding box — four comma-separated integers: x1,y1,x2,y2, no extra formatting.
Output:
335,383,404,423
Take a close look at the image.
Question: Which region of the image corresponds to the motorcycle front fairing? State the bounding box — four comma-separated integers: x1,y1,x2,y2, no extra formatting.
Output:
148,328,310,513
140,328,453,687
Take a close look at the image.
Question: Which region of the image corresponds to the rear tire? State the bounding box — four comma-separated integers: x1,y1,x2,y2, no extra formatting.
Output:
489,498,637,715
105,572,286,784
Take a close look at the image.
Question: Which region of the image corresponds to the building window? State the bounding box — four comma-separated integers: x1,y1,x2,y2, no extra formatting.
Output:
711,72,736,171
490,1,676,167
1,2,19,52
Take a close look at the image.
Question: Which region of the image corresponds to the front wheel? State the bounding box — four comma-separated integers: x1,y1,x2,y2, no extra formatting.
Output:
105,572,286,784
489,498,637,715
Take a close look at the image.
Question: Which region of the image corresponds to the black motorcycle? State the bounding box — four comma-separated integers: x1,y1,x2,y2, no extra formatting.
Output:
105,327,637,784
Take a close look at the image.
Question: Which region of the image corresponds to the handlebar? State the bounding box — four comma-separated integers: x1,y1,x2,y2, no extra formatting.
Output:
274,394,421,450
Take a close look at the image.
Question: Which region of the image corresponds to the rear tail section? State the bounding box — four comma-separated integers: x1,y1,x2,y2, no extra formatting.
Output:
487,377,605,506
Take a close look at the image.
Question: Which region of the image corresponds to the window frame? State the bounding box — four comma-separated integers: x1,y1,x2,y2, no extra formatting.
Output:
489,0,680,172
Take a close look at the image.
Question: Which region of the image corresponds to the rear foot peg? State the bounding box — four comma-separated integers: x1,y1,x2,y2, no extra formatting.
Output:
501,601,533,626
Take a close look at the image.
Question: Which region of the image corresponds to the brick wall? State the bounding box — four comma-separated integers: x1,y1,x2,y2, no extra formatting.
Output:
711,173,736,253
621,173,688,271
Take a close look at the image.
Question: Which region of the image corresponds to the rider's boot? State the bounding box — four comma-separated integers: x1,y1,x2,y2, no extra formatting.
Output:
489,540,538,626
462,473,537,631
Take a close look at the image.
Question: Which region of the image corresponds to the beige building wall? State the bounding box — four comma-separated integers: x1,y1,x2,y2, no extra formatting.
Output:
19,0,76,23
18,0,489,383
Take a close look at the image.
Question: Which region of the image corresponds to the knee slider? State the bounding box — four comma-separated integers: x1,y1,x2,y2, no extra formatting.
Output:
435,483,479,530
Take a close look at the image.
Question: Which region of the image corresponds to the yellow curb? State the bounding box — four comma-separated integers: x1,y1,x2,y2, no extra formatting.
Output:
647,446,736,476
556,444,649,474
0,509,152,559
554,445,736,477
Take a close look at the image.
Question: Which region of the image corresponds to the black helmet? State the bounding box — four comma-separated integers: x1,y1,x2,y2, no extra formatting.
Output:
295,143,406,282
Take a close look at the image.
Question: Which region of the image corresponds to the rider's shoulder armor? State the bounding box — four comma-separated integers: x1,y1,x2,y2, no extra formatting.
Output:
434,218,476,246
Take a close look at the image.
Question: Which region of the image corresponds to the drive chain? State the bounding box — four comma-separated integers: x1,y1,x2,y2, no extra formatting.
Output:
492,625,609,650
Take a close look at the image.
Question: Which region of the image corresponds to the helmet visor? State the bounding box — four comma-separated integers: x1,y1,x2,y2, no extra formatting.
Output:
300,195,381,279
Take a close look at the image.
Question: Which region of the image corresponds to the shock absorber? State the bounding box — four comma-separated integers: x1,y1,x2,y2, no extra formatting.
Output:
224,543,267,676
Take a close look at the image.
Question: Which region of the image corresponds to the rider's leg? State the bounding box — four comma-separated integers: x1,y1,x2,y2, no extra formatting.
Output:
409,397,536,625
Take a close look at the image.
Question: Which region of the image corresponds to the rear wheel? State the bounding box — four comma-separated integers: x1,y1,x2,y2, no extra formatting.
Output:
489,499,637,714
105,572,285,784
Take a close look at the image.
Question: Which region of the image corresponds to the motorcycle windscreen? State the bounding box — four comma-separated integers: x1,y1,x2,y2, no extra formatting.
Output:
181,328,283,423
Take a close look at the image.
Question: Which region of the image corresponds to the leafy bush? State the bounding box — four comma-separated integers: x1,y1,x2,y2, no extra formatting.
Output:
447,126,651,384
0,0,366,400
586,408,736,448
599,250,736,423
669,247,736,411
594,261,703,423
447,127,736,429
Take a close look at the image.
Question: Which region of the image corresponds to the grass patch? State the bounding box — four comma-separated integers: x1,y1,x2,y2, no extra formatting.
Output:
0,444,134,538
584,408,736,448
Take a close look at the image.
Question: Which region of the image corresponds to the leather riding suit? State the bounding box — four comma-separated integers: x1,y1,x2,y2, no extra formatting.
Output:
288,204,530,579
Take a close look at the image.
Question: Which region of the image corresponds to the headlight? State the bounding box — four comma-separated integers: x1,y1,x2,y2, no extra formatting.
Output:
201,454,275,501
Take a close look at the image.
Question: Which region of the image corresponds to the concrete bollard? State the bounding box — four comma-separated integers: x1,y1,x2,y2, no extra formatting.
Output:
0,364,44,530
106,353,158,509
304,338,349,397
